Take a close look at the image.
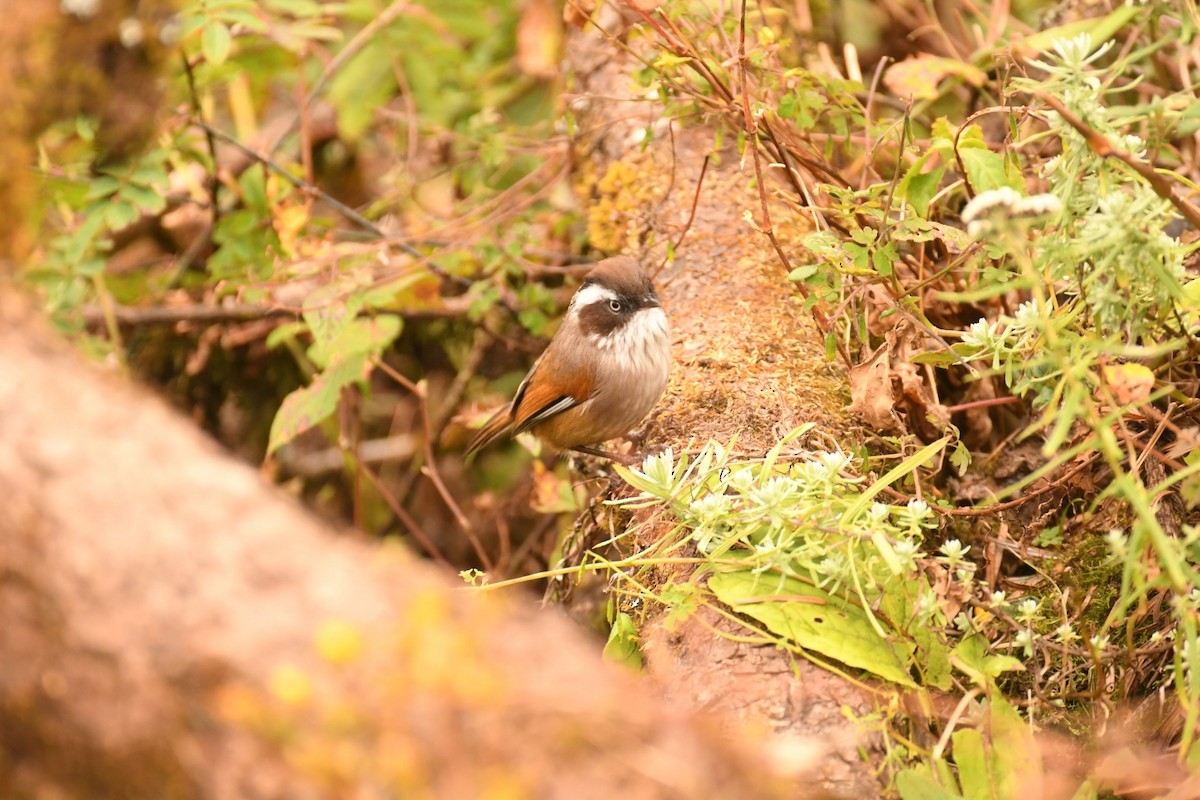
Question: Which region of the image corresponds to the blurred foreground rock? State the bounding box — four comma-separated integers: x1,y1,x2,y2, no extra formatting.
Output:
0,286,810,798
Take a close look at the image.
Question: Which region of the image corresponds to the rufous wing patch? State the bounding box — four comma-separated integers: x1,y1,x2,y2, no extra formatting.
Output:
512,366,592,433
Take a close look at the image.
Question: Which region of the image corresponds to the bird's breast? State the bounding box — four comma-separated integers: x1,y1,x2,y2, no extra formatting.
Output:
535,307,671,450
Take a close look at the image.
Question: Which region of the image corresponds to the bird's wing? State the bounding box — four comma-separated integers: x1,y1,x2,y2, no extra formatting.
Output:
513,394,580,434
510,350,591,435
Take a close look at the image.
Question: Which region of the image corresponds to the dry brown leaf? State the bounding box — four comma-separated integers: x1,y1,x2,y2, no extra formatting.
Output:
883,54,987,101
1101,362,1155,409
848,339,902,434
893,360,951,440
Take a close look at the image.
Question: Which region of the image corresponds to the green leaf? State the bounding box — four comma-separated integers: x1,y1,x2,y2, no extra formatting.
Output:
789,265,820,282
602,612,643,669
216,8,267,31
131,159,169,186
326,39,398,140
60,212,107,265
879,574,953,690
898,165,946,217
950,728,994,799
652,52,692,70
845,241,871,272
83,176,122,202
950,441,972,476
873,241,899,277
239,165,270,213
950,634,1025,686
263,0,326,14
709,570,917,687
959,147,1023,194
930,117,957,149
121,184,168,215
910,342,979,366
201,21,233,66
907,350,958,368
895,768,962,800
266,321,306,349
1020,4,1141,53
285,22,343,42
307,315,402,370
104,202,140,231
268,352,368,453
953,696,1039,800
803,229,844,261
659,582,700,629
75,257,106,278
885,55,986,101
777,92,799,120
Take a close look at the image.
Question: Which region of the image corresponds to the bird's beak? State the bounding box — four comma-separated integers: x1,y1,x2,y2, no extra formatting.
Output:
643,294,661,308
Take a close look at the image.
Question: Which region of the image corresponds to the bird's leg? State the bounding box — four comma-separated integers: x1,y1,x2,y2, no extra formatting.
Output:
622,417,661,450
570,445,639,466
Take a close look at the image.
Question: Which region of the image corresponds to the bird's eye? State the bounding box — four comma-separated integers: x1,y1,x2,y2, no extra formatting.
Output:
608,299,622,313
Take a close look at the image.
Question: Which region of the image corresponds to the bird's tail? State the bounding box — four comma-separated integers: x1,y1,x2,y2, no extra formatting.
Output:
465,407,513,456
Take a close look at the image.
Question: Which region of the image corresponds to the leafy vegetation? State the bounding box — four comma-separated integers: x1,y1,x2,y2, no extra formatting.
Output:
568,2,1200,797
31,0,582,559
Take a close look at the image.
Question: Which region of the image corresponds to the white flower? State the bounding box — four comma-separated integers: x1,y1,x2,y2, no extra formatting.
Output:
640,448,675,490
939,539,970,561
1016,598,1040,622
962,187,1023,224
1012,299,1043,329
689,493,732,525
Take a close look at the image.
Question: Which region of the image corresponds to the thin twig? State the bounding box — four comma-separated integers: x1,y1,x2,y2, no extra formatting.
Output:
627,2,735,105
265,1,415,155
943,395,1021,414
359,462,452,568
884,294,979,374
372,356,420,394
657,154,710,277
341,387,364,531
374,358,494,570
417,382,494,572
192,119,387,239
181,54,221,231
166,220,216,290
936,453,1101,517
277,435,417,477
427,327,490,443
80,298,471,327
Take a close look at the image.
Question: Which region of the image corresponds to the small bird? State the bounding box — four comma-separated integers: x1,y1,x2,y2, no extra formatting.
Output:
467,255,671,464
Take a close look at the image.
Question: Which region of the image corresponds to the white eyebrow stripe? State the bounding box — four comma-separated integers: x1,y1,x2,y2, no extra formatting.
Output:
571,283,619,309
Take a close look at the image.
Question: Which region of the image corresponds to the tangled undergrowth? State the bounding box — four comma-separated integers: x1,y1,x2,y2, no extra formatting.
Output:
558,2,1200,796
